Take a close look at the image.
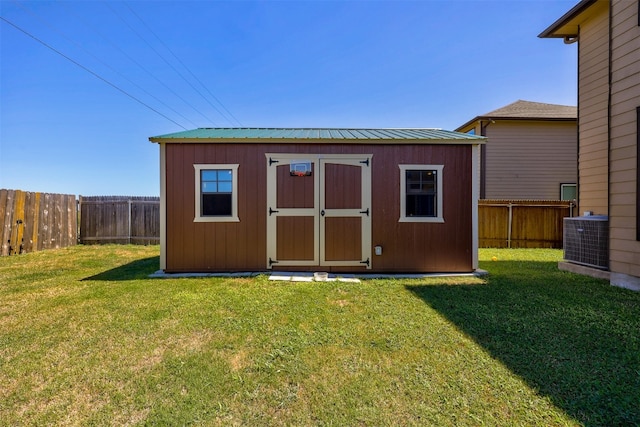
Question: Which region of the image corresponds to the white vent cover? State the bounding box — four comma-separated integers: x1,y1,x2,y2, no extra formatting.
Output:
563,216,609,269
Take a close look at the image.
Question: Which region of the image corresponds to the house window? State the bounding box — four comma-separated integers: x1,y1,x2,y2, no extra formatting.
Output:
194,164,239,222
399,164,444,223
560,183,577,201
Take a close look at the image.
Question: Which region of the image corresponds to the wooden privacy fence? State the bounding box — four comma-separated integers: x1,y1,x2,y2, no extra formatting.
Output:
0,189,77,256
79,196,160,245
2,191,574,253
479,199,576,248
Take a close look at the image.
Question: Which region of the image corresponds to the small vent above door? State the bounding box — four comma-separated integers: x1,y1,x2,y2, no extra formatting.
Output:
563,216,609,269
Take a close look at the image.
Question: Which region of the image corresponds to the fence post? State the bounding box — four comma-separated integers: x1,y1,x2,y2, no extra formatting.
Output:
507,203,513,249
128,198,132,244
77,196,81,244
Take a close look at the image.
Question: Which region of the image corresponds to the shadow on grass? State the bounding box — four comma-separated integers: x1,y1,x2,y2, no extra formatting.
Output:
407,260,640,426
82,256,160,281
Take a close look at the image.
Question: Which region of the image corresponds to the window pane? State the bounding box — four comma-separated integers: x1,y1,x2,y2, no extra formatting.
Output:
202,194,232,216
217,170,232,181
406,194,436,217
201,170,218,181
218,181,232,193
421,182,435,193
406,170,436,193
408,182,422,191
202,181,217,193
561,184,576,200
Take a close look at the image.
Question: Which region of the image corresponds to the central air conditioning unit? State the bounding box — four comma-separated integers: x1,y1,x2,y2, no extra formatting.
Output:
563,216,609,269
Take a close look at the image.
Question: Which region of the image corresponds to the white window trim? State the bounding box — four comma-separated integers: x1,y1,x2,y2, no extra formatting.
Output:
194,164,239,222
399,164,444,223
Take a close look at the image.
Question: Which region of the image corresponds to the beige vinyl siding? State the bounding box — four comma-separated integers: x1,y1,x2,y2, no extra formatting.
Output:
483,121,577,200
578,6,610,215
609,0,640,278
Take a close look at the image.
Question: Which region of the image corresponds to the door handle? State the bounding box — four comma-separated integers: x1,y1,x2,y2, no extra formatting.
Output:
321,210,325,216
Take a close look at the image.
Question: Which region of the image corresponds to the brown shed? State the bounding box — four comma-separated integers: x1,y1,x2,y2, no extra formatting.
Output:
149,128,485,274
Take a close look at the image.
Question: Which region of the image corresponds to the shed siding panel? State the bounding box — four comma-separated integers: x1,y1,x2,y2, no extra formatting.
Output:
578,7,610,215
484,121,576,200
165,143,473,272
371,144,473,272
609,0,640,280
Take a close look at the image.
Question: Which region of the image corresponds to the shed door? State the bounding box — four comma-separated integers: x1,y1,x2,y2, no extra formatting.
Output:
266,154,371,269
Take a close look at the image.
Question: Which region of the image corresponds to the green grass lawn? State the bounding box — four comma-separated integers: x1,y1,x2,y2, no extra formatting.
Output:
1,245,638,426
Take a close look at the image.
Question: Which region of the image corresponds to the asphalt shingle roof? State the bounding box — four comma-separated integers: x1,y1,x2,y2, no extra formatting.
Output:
482,100,577,119
455,100,577,132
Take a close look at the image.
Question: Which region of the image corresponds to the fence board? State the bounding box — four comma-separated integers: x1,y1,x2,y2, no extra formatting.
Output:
79,196,160,245
479,199,576,248
0,189,78,255
1,190,13,255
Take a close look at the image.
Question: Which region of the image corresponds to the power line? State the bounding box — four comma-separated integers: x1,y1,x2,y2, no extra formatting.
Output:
14,1,200,129
59,2,198,127
0,15,188,130
124,2,243,127
105,2,220,126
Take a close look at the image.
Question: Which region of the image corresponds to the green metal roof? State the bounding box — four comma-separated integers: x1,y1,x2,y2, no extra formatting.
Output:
149,128,485,143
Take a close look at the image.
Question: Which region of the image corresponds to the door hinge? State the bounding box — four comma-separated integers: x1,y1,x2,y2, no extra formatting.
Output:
359,208,369,216
360,258,370,267
269,157,279,166
269,207,279,216
269,257,279,266
359,158,370,167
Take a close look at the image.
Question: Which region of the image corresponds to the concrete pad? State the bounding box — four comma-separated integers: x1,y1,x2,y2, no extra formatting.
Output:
150,270,484,282
558,262,610,280
610,272,640,292
336,277,361,283
268,273,293,281
268,272,361,283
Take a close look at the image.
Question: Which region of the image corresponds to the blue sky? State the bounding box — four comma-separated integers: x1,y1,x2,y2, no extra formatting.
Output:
1,0,577,196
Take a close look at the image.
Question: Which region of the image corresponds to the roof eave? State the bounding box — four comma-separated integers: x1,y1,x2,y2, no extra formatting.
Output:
455,116,482,133
538,0,599,38
148,137,486,145
455,115,576,132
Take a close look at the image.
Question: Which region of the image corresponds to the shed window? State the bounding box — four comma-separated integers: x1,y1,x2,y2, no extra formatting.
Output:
194,164,239,222
399,165,444,223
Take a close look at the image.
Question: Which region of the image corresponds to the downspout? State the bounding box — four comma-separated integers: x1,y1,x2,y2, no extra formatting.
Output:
607,0,612,219
565,30,580,216
607,0,612,267
636,107,640,241
575,27,582,217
